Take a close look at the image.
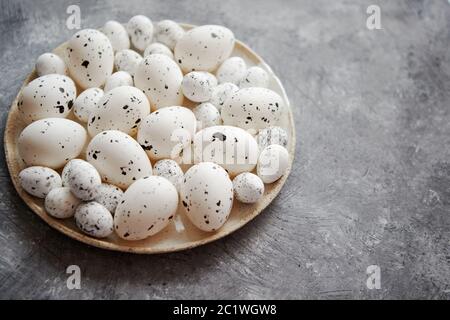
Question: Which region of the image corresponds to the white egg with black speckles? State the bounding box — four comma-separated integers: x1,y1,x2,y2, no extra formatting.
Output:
35,53,67,76
94,183,124,213
137,106,196,161
153,159,184,192
239,66,269,88
18,74,76,123
104,71,133,92
182,71,217,102
257,144,289,184
154,20,185,50
19,166,62,198
144,42,174,59
88,86,150,137
180,162,233,232
73,87,104,123
216,57,246,84
134,54,183,110
101,20,130,52
221,87,284,130
86,130,152,189
193,102,222,130
114,49,142,76
18,118,87,169
67,29,114,89
75,202,114,238
257,126,288,150
233,173,264,204
209,82,239,111
126,15,153,51
114,176,178,240
45,187,81,219
175,25,235,73
65,159,102,201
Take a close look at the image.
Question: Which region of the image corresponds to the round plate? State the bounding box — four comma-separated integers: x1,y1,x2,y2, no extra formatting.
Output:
4,24,296,254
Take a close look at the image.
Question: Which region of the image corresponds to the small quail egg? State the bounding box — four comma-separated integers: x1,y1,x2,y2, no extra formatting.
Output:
73,87,104,123
104,71,133,92
233,173,264,204
102,20,130,52
44,187,81,219
75,202,114,238
35,53,67,76
93,183,124,214
193,102,222,130
209,82,239,111
154,20,185,50
65,159,102,200
257,126,288,150
127,15,154,51
182,71,217,102
144,43,174,59
257,144,289,183
239,66,269,88
19,166,62,198
216,57,247,84
114,49,143,76
153,159,184,192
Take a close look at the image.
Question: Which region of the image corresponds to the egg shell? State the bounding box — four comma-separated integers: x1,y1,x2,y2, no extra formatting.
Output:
216,57,246,84
193,102,222,130
257,126,288,150
86,130,152,189
209,82,239,111
114,49,142,76
104,71,133,92
180,162,233,232
73,87,104,123
153,159,184,192
144,43,174,59
18,74,76,123
88,86,150,137
175,25,235,73
19,166,62,198
154,20,185,50
137,106,196,161
75,202,114,238
114,176,178,240
239,66,269,88
134,54,183,110
182,71,217,102
65,159,102,200
35,53,67,76
127,15,153,51
94,183,124,214
233,172,264,204
18,118,87,169
221,87,284,130
102,20,130,52
67,29,114,89
257,144,289,183
45,187,81,219
193,125,259,177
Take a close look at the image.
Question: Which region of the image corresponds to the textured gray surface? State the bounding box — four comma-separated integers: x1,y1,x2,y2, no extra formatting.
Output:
0,0,449,299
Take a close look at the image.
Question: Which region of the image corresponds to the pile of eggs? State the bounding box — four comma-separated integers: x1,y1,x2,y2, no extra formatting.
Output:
16,16,290,241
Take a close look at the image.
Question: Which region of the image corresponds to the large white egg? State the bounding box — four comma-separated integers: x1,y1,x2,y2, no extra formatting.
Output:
73,87,104,123
101,20,130,52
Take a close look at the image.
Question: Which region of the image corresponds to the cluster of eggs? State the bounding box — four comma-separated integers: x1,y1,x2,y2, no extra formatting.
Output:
16,16,290,241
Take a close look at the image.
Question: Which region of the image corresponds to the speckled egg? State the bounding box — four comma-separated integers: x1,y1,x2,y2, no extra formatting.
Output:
67,29,114,89
73,87,104,123
181,71,217,102
193,125,259,177
221,87,284,130
137,106,196,161
114,49,142,76
239,66,269,88
175,25,235,73
18,118,87,169
216,57,246,84
101,20,130,52
233,173,264,204
143,42,174,59
193,102,222,130
257,126,288,150
126,15,153,51
94,183,124,214
209,82,239,111
65,159,102,201
35,53,67,76
103,71,133,92
86,130,152,189
114,176,178,240
154,20,185,50
88,85,150,136
257,144,289,184
18,74,76,123
180,162,233,232
153,159,184,192
75,202,114,238
44,187,81,219
19,166,62,198
134,54,183,110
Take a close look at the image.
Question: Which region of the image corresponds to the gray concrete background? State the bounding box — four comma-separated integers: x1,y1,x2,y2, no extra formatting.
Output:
0,0,449,299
